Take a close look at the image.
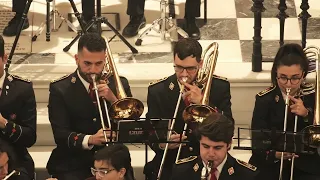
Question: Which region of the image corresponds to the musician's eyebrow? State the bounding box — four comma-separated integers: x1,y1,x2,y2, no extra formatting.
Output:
279,73,301,77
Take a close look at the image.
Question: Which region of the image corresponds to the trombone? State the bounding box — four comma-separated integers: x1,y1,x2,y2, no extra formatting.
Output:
301,46,320,150
3,170,20,180
157,77,187,180
90,40,144,144
175,42,219,163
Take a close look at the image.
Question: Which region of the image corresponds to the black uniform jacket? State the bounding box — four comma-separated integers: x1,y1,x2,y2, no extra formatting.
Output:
171,153,259,180
0,73,36,179
144,74,233,179
46,71,132,175
249,83,320,179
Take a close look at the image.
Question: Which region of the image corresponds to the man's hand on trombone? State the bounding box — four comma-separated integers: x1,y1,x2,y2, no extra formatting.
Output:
275,151,299,160
159,133,187,150
182,82,203,104
88,128,117,146
96,80,118,103
288,95,309,117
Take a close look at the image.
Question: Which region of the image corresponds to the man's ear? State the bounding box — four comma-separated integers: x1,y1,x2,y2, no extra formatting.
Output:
3,54,8,64
75,54,79,65
199,59,203,68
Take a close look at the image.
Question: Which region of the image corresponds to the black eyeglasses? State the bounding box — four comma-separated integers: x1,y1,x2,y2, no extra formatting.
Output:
91,167,115,177
276,76,303,85
173,65,198,73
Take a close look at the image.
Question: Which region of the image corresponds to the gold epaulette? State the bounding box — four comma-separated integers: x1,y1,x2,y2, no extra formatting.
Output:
149,77,168,86
176,156,197,165
213,74,228,81
51,74,70,83
236,159,257,171
301,82,315,96
257,86,276,97
10,74,31,82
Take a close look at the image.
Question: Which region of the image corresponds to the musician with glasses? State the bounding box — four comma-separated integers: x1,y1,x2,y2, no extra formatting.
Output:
87,144,135,180
144,38,233,179
249,43,320,180
46,33,133,179
171,113,259,180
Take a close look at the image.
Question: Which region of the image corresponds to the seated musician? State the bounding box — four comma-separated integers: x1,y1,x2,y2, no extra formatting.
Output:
144,38,233,179
0,35,36,180
88,144,135,180
0,139,27,180
46,33,133,179
171,113,258,180
249,43,320,180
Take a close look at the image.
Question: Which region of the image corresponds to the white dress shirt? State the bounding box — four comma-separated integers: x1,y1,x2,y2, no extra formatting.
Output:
203,154,228,180
77,70,94,150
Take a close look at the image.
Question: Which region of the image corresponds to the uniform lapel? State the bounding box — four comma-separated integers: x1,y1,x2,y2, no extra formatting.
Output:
166,75,186,115
65,72,96,119
0,73,13,110
219,154,236,180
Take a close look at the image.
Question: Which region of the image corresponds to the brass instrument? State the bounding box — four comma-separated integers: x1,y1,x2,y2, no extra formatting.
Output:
175,42,219,163
301,46,320,149
157,77,187,180
90,40,144,144
201,160,213,180
182,42,219,123
3,170,20,180
279,88,291,180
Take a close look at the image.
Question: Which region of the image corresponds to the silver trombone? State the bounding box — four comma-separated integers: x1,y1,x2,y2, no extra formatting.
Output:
279,88,291,180
3,170,20,180
157,77,187,180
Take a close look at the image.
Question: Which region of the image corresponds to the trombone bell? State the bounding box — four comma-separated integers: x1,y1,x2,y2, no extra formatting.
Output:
182,105,217,123
109,97,144,119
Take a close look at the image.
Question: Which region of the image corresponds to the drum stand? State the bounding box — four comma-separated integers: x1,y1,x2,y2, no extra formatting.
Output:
63,0,138,53
32,0,76,42
134,0,188,46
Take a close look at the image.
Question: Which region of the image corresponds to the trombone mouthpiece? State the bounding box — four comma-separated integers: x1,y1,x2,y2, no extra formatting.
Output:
182,77,188,83
90,74,96,80
286,88,291,94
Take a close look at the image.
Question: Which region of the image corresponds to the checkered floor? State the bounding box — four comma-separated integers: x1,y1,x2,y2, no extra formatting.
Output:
0,0,319,64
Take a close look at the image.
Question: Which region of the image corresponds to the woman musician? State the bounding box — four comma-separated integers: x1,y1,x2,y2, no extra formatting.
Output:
249,43,320,180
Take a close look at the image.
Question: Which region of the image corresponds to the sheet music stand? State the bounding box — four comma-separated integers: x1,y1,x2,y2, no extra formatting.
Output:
233,127,316,155
103,118,189,180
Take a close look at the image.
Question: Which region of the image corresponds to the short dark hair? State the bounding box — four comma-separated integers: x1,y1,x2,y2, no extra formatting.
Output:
0,35,4,58
173,38,202,62
271,43,309,85
195,113,234,144
78,33,107,53
94,144,135,180
0,139,17,172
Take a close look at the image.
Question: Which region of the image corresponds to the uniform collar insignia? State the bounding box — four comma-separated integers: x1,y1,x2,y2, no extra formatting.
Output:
228,167,234,175
7,75,13,82
193,163,199,172
169,82,174,90
275,95,279,102
71,77,76,83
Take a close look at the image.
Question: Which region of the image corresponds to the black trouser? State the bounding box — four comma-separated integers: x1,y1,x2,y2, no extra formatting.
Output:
52,169,92,180
81,0,95,20
12,0,27,14
126,0,200,18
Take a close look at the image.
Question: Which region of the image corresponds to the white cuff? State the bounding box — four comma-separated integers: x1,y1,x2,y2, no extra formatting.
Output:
82,135,94,150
